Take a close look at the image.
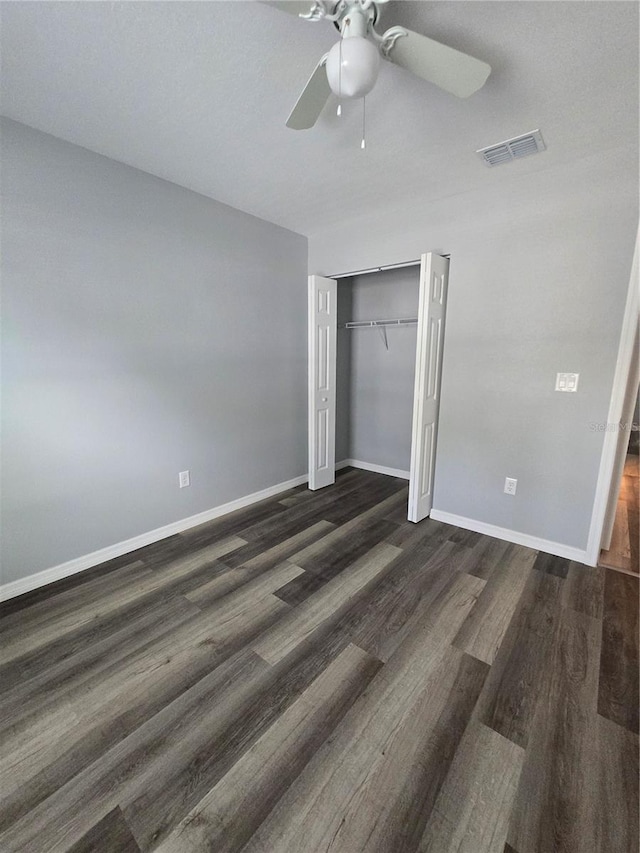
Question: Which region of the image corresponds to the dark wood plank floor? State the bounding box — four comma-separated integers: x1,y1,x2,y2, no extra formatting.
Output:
1,468,638,853
600,454,640,575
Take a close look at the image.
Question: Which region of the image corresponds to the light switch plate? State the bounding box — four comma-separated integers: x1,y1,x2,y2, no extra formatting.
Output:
555,372,579,392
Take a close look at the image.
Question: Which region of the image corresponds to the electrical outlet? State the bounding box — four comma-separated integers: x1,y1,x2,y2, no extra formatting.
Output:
504,477,517,496
179,470,190,489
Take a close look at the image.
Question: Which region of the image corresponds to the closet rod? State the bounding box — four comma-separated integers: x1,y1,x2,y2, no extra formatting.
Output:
342,318,418,329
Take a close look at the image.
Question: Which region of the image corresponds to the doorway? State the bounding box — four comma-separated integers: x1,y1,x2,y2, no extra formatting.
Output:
599,375,640,575
336,265,420,481
308,252,449,524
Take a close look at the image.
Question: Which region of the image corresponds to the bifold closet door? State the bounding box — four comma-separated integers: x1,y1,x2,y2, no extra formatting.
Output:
408,253,449,522
308,275,337,490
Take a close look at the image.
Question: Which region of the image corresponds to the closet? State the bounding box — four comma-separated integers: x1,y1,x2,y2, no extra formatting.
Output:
308,252,450,523
336,266,420,479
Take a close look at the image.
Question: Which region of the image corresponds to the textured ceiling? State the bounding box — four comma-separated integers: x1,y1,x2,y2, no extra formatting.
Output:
1,1,638,236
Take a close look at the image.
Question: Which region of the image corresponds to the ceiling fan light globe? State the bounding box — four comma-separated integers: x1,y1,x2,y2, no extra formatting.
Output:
326,36,380,99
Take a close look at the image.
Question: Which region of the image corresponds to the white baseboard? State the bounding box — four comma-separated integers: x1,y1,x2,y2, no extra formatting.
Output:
337,458,410,480
429,509,591,565
6,471,590,603
0,473,308,602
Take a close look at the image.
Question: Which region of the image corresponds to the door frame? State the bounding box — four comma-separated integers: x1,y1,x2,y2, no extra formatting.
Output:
585,225,639,566
308,252,449,519
599,325,639,551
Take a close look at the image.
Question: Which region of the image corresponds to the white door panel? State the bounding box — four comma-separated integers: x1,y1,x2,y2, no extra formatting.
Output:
308,275,337,490
408,253,449,522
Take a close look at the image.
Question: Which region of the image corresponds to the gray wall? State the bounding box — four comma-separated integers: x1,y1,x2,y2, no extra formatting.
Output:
310,148,639,550
1,118,308,584
337,268,419,471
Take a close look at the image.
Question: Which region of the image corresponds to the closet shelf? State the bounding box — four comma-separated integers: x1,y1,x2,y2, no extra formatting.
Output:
342,318,418,329
341,317,419,351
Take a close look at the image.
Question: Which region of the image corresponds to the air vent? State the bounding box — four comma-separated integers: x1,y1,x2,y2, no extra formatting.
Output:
477,130,546,167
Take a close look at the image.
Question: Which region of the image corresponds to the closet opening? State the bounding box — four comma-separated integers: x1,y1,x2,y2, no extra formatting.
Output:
336,265,420,482
308,253,450,524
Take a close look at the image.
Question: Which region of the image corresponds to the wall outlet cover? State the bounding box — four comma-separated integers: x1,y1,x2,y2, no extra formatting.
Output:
555,372,579,392
504,477,518,495
179,470,190,488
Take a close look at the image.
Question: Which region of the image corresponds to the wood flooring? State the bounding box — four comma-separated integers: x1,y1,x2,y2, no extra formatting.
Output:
1,468,638,853
600,454,640,575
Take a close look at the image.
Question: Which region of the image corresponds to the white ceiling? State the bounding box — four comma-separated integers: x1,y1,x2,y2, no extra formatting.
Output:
1,1,638,236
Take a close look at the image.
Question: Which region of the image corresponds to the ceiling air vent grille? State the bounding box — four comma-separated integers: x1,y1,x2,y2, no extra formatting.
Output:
477,130,546,167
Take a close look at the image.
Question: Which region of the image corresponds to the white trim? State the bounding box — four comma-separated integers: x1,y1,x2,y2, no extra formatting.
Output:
328,255,451,280
600,327,639,550
329,260,420,280
430,509,589,564
0,474,308,602
585,226,640,566
336,458,410,480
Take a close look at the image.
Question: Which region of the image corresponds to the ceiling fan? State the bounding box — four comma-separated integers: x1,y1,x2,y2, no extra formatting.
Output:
266,0,492,130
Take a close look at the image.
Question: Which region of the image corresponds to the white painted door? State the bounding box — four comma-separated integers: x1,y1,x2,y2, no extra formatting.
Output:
408,253,449,522
308,275,337,490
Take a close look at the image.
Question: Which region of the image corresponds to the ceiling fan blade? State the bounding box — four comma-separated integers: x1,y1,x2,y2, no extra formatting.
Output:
286,57,331,130
387,30,491,98
262,1,320,17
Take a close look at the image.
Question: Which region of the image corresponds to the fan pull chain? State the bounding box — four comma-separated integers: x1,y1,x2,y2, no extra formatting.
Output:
361,96,366,149
337,39,343,116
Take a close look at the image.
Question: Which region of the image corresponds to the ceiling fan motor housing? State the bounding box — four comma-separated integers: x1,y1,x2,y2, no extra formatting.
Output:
326,37,380,98
326,4,380,98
